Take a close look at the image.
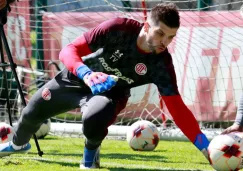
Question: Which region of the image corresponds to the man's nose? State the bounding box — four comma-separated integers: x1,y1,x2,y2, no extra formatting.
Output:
160,37,168,45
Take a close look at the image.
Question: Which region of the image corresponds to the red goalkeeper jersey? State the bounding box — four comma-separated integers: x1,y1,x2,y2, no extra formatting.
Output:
59,17,202,143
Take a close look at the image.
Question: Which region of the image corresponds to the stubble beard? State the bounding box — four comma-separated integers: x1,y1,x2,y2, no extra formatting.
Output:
147,39,157,54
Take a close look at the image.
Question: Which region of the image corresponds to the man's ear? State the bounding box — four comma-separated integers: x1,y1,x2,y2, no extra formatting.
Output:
144,22,150,33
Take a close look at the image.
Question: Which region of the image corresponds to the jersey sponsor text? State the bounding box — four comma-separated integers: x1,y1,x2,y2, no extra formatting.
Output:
99,57,134,84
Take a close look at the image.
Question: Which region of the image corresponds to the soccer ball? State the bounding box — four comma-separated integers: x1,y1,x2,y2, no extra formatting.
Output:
208,132,243,171
0,122,15,144
126,120,160,151
35,119,51,139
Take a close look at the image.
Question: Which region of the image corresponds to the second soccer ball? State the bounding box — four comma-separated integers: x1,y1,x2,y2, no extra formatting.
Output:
208,132,243,171
35,119,51,139
126,120,160,151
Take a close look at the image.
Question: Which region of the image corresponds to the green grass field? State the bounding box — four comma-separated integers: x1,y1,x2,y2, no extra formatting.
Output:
0,136,214,171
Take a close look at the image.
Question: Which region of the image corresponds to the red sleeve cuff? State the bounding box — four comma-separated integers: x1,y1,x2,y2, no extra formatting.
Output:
161,95,202,142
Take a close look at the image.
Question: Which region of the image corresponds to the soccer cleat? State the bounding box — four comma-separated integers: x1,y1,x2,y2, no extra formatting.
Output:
80,146,100,169
0,141,31,157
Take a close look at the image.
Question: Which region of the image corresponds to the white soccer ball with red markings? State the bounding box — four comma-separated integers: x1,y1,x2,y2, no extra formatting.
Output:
208,132,243,171
0,122,15,144
35,119,51,139
126,120,160,151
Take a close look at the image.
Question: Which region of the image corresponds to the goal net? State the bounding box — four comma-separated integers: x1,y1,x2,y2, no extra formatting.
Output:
2,0,243,140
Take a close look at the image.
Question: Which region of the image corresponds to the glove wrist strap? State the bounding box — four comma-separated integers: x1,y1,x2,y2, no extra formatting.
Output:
194,133,210,151
76,65,92,80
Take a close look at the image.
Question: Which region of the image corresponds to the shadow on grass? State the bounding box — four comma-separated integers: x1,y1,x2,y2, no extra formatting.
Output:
28,151,207,166
103,153,168,162
27,158,80,168
29,151,169,162
103,153,208,165
28,152,81,157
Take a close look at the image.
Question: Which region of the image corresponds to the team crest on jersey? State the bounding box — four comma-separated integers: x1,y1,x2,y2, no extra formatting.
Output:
42,88,51,101
135,63,147,75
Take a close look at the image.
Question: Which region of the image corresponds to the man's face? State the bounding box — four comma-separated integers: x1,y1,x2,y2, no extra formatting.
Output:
146,21,178,54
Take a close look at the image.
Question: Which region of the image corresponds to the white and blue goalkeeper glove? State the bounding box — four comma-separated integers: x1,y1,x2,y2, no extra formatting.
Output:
76,64,118,95
194,133,210,160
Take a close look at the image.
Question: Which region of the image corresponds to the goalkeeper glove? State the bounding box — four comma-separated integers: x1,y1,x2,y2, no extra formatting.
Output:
194,133,210,160
76,64,118,95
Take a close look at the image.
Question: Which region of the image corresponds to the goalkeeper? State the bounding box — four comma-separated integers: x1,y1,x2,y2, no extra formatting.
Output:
0,2,210,169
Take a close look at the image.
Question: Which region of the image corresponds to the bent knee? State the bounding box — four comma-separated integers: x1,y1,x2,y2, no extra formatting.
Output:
82,96,114,123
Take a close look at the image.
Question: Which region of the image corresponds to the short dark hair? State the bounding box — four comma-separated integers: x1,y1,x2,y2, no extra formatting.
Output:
149,3,180,28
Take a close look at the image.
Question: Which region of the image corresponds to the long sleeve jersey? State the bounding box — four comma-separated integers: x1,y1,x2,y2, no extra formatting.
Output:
59,17,202,143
